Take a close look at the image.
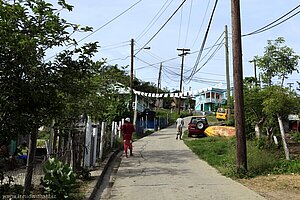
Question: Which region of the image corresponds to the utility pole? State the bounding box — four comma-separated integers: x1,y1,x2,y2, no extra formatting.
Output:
177,48,190,114
156,63,163,109
287,82,294,91
225,25,231,120
231,0,247,173
249,59,257,86
130,38,134,113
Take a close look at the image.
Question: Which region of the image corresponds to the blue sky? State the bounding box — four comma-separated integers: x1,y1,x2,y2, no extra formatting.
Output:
47,0,300,92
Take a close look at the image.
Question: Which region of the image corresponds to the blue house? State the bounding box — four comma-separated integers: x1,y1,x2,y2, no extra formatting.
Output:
194,84,228,113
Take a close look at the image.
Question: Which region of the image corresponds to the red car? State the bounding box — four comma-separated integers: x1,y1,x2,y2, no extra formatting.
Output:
188,116,209,137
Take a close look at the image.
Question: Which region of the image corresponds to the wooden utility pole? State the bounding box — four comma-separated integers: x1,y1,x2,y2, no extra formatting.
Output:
287,82,294,91
156,63,163,109
130,38,134,112
231,0,247,173
249,59,258,86
177,48,190,114
225,25,231,120
157,62,162,94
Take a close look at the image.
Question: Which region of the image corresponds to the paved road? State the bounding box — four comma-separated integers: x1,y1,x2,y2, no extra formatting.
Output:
106,119,265,200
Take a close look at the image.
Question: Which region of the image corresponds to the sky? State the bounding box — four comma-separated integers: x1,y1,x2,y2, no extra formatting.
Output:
46,0,300,93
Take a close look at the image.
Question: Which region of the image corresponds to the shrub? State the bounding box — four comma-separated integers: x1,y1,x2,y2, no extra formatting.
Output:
291,132,300,142
40,158,77,199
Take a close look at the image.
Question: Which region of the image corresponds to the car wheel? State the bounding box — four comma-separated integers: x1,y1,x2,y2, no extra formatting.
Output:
188,132,192,137
196,121,204,130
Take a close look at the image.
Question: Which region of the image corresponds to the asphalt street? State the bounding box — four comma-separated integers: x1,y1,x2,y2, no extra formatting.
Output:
104,118,265,200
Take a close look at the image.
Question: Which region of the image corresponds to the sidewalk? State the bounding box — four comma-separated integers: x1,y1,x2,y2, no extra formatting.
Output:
108,123,266,200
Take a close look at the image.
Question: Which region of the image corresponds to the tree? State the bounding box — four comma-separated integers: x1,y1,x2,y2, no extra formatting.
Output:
244,79,265,139
261,86,299,159
0,0,99,193
254,37,299,87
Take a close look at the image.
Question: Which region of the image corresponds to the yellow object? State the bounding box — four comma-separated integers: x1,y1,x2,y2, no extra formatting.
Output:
204,126,236,137
216,108,228,120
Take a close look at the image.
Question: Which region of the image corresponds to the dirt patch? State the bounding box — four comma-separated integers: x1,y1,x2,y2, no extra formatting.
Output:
238,174,300,200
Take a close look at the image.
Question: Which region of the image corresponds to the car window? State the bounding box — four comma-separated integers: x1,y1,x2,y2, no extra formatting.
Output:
190,117,207,124
217,108,226,113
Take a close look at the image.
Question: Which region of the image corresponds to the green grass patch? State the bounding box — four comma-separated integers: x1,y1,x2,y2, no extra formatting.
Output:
184,136,300,178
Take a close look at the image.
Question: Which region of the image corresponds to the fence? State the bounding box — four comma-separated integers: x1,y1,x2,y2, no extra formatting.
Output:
0,118,124,188
1,114,169,188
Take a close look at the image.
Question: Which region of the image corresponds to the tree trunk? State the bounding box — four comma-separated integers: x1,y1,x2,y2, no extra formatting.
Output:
266,127,273,148
255,117,265,139
53,129,58,157
277,114,290,160
23,128,38,194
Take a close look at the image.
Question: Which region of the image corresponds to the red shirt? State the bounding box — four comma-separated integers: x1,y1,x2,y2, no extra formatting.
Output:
121,122,135,140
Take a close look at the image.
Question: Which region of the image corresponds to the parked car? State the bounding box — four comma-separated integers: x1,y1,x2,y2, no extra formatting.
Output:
187,116,209,137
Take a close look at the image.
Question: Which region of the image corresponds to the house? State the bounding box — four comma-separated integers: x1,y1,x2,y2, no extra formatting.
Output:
194,84,229,113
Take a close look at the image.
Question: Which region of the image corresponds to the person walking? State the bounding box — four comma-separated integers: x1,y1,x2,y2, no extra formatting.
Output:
176,115,184,140
120,117,135,158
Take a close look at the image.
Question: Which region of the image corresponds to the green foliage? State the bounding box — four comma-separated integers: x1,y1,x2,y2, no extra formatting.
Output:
184,137,300,178
272,160,300,174
41,158,77,199
291,132,300,143
254,37,299,86
224,119,235,126
144,130,154,135
255,137,267,150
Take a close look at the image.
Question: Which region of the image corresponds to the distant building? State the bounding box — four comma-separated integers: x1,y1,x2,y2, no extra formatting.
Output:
194,83,231,113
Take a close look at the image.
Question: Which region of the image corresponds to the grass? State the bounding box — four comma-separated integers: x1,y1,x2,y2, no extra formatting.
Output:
183,131,300,178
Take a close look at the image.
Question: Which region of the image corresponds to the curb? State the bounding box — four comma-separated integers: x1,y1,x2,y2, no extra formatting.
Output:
86,148,121,200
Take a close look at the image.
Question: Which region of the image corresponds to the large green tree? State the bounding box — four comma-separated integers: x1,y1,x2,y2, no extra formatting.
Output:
254,37,299,87
0,0,100,193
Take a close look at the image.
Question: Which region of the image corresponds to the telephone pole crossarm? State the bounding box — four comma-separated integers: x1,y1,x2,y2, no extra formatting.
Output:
177,48,190,114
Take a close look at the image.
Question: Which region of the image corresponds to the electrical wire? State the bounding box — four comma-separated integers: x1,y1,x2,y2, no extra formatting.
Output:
184,0,193,46
185,37,224,81
187,0,219,82
242,4,300,37
134,0,188,56
45,0,143,61
136,0,174,41
185,33,224,75
191,0,211,48
178,0,184,47
135,42,224,71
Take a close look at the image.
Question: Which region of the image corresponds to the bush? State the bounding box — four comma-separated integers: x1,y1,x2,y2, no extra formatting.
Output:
41,158,77,199
291,132,300,142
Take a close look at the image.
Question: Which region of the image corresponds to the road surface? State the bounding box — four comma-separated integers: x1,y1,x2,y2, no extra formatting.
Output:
100,119,265,200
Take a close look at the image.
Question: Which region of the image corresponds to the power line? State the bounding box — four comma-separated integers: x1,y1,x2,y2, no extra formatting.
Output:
134,0,188,56
187,37,224,79
242,4,300,37
135,42,224,71
187,0,219,82
100,41,130,51
184,0,193,46
45,0,143,61
191,0,211,48
185,33,224,75
136,0,174,41
177,0,184,47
